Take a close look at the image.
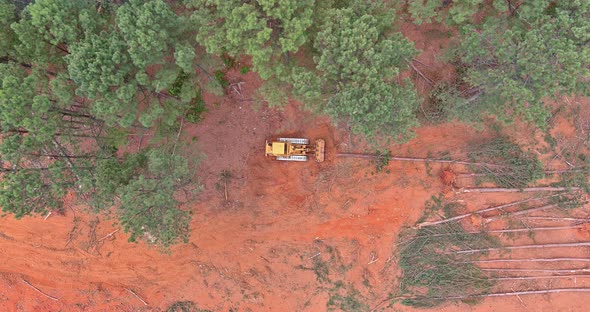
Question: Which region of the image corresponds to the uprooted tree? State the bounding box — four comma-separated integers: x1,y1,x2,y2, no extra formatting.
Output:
395,189,590,307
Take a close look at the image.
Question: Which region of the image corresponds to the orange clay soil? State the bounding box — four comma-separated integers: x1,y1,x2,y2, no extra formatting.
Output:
2,24,590,312
2,100,590,311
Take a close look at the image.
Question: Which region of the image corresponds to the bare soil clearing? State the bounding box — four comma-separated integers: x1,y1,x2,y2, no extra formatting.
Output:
2,103,589,311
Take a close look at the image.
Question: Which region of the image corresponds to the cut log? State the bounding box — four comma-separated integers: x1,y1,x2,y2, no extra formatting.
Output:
396,225,585,246
417,195,563,228
455,242,590,254
461,257,590,264
461,187,580,193
481,268,590,274
491,275,590,281
438,288,590,300
22,279,59,301
485,201,583,223
457,169,586,177
391,288,590,302
520,216,590,223
336,154,504,167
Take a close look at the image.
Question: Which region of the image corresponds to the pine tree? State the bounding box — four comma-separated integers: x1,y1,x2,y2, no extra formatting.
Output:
450,0,590,126
312,5,419,139
0,0,202,247
407,0,484,25
117,149,194,247
187,0,315,79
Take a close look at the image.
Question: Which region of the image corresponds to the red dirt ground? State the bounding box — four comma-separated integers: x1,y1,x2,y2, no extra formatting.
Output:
2,101,590,311
2,18,590,312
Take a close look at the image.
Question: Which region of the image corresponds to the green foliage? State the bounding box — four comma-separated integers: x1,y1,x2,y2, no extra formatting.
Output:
256,81,289,108
66,30,133,111
24,0,97,44
118,149,194,247
169,71,190,97
139,103,165,128
397,198,498,307
88,153,146,210
163,100,187,129
221,53,236,69
0,64,61,147
553,159,590,194
166,301,212,312
214,70,229,90
491,0,509,12
174,43,196,73
240,65,250,75
326,79,418,139
2,6,193,246
448,0,485,24
296,256,330,283
311,258,330,283
61,0,199,127
417,194,444,223
116,0,182,68
49,73,76,104
185,89,207,123
0,0,18,58
11,0,98,63
408,0,440,25
327,287,367,312
467,137,543,188
186,0,419,140
407,0,484,25
102,127,129,151
423,82,461,122
374,150,392,173
0,167,65,218
451,1,590,127
0,0,204,249
314,8,411,84
295,241,367,310
314,5,419,139
288,66,322,104
0,63,84,217
187,0,315,79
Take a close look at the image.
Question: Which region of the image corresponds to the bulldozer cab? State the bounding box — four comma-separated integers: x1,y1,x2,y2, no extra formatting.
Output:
269,141,287,156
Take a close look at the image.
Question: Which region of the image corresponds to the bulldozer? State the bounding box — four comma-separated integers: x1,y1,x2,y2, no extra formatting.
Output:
265,138,325,162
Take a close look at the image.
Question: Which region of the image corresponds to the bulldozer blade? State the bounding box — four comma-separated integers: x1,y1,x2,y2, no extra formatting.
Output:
315,139,325,162
277,155,308,161
279,138,310,145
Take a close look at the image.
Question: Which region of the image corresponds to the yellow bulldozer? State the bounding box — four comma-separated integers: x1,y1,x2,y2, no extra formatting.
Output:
265,138,325,162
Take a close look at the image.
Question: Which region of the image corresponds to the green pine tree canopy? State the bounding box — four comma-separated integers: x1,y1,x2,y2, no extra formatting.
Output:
0,0,588,247
448,0,590,125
